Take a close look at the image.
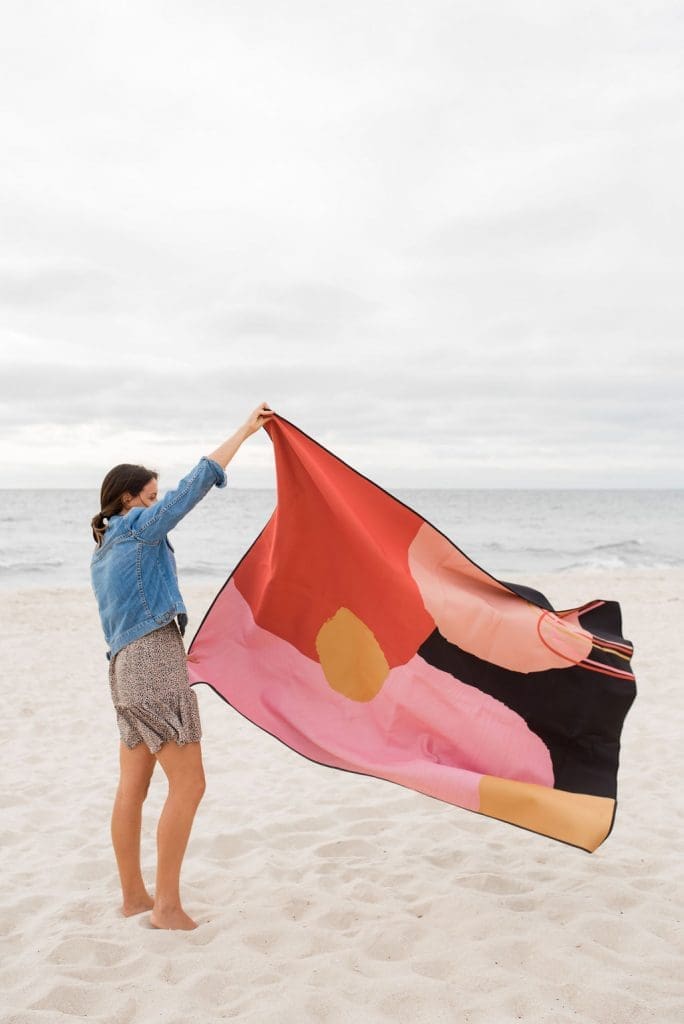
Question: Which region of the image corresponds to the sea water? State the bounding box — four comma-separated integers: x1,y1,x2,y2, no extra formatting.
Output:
0,486,681,591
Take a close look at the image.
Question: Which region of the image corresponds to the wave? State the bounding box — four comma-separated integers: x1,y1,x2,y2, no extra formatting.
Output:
558,555,680,571
0,559,65,573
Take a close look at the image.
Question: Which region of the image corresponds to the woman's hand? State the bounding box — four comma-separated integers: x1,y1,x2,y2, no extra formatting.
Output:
242,402,276,438
207,405,275,469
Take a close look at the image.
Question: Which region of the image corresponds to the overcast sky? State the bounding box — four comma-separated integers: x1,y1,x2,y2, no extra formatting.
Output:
1,1,682,489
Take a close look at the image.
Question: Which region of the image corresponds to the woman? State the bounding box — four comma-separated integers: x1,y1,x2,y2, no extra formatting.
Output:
90,401,275,930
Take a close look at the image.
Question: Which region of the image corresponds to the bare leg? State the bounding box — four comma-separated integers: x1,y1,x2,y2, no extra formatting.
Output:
111,740,156,916
150,739,206,931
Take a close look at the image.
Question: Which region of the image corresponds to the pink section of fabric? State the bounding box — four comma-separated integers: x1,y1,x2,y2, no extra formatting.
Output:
408,522,594,671
188,580,554,811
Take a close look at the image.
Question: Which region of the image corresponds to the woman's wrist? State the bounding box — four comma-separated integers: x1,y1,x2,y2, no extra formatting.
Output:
207,425,250,469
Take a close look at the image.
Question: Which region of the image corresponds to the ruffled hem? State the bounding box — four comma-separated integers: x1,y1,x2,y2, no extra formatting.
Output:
114,690,202,754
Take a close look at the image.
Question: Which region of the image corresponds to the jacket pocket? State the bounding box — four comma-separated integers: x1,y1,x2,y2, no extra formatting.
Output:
138,543,178,623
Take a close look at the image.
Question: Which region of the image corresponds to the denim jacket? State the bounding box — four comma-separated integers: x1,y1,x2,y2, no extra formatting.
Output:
90,455,227,662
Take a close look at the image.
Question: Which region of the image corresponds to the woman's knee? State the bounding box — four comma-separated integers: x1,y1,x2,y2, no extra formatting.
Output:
170,771,206,803
117,741,156,802
176,758,206,791
117,779,152,805
155,740,205,799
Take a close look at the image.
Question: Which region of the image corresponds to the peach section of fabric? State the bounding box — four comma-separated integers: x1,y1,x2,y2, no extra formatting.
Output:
408,523,594,672
187,580,554,814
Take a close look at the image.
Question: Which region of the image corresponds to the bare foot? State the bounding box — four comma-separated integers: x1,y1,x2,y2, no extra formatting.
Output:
150,905,198,930
120,891,154,917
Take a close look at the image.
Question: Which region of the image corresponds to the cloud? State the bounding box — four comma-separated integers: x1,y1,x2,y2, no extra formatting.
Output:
0,1,682,486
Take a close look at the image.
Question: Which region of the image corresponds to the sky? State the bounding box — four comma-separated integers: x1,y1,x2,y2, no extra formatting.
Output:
1,0,682,489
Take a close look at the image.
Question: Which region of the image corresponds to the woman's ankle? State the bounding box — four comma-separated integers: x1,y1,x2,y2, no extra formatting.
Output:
153,894,182,911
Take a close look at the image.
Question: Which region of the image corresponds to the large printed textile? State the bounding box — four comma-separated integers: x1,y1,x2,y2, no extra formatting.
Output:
187,414,636,852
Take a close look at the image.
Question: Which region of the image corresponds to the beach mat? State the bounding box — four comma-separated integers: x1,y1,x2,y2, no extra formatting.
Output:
187,413,636,852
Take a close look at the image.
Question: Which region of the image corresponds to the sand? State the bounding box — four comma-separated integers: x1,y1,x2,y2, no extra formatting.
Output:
1,569,682,1024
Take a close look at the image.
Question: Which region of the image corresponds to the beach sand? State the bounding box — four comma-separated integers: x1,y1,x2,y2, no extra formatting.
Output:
1,569,682,1024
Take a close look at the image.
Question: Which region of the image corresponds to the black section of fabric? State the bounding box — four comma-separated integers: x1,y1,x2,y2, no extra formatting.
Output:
498,581,555,611
417,602,636,800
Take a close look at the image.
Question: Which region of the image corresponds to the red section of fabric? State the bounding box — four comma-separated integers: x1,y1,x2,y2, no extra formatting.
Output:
233,416,435,665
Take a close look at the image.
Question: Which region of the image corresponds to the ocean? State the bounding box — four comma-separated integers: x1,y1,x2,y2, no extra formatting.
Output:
0,486,681,592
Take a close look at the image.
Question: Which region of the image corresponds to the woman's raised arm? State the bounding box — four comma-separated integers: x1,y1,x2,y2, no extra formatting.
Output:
207,402,275,469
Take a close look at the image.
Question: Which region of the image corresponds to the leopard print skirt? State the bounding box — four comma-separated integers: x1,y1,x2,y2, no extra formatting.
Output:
108,619,202,753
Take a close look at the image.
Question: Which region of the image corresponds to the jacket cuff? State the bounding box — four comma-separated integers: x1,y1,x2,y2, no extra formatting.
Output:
201,455,228,488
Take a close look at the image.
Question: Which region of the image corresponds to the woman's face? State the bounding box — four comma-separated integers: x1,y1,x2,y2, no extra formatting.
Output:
123,478,158,512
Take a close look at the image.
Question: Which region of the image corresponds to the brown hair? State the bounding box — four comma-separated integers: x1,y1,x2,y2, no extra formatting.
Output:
91,463,158,548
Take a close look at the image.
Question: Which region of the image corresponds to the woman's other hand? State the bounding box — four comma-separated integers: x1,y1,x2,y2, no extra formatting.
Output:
242,402,276,438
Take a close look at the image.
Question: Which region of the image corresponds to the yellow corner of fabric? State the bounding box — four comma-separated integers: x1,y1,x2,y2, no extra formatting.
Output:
478,775,615,852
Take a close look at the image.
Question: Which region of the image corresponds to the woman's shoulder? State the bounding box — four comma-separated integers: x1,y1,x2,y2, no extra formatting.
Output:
91,517,137,558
